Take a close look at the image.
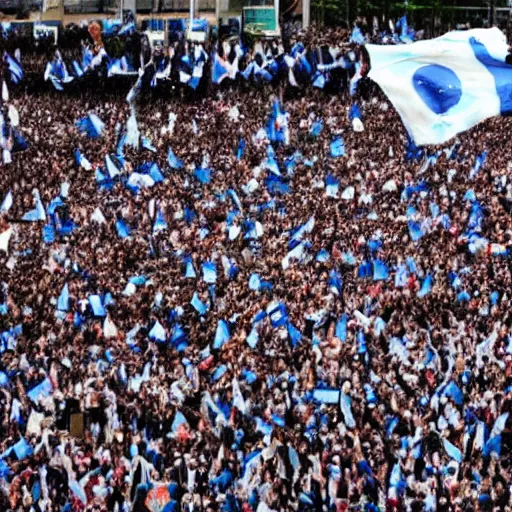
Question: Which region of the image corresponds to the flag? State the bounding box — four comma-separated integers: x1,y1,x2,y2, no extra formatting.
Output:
328,270,343,295
457,290,470,302
74,149,92,171
168,147,184,170
105,155,121,179
8,105,19,127
336,314,347,341
340,392,355,428
483,435,502,457
287,323,302,347
57,283,69,311
325,175,339,197
202,262,217,283
249,274,261,291
213,320,230,349
463,189,476,202
116,219,131,239
330,138,345,157
373,259,389,280
7,438,33,461
443,438,462,463
212,365,227,381
194,167,211,184
118,21,135,36
153,208,168,233
417,274,433,298
267,302,288,328
142,137,157,153
190,292,207,315
91,207,106,224
470,151,487,179
364,384,377,406
0,191,13,214
310,119,323,137
443,381,463,405
72,60,84,78
212,53,234,84
125,110,139,149
409,221,424,241
313,389,340,404
395,264,408,287
4,52,23,84
22,191,45,222
291,217,315,243
232,378,246,413
184,256,196,278
147,163,164,184
149,321,166,342
88,295,106,317
367,28,512,145
104,315,118,339
76,113,104,139
247,327,258,349
170,411,188,435
237,138,245,160
26,378,53,403
316,249,330,262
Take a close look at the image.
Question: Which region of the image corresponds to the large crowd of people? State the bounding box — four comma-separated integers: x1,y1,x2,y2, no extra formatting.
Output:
0,19,512,512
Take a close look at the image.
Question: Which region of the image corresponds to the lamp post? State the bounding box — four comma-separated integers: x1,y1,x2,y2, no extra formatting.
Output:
303,0,310,28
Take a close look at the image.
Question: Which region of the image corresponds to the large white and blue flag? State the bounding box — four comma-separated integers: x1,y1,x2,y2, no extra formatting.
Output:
367,28,512,145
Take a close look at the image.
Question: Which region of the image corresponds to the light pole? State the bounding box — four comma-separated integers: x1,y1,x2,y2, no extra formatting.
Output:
303,0,310,28
215,0,220,27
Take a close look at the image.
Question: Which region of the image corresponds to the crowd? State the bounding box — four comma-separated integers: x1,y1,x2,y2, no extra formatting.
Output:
0,19,512,512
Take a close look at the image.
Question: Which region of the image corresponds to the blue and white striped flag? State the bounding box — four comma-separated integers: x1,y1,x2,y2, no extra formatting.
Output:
4,53,23,84
367,28,512,145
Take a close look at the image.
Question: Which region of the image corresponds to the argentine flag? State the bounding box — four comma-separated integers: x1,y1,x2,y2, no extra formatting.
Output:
367,28,512,145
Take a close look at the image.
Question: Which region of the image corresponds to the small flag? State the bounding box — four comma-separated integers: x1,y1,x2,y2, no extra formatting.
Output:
373,259,389,281
249,274,261,291
336,314,347,341
202,262,217,284
246,327,259,349
168,147,184,169
149,321,166,342
4,52,23,84
310,119,323,137
325,175,339,197
287,322,302,347
22,190,45,222
190,292,207,315
213,320,230,349
57,283,69,311
88,295,106,317
153,208,168,233
408,221,424,242
417,274,433,298
171,411,188,433
116,219,131,239
194,167,211,184
0,191,13,214
76,113,104,139
328,270,343,295
443,438,462,463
